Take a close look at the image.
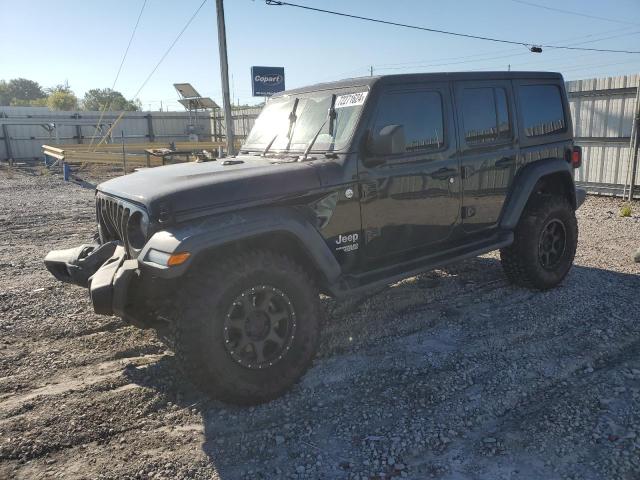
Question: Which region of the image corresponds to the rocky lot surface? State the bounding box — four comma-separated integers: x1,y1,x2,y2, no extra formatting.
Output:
0,168,639,480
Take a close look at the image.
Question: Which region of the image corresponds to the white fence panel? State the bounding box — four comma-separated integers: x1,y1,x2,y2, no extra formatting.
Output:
567,73,639,197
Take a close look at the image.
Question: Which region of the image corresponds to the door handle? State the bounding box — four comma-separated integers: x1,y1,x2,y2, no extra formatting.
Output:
431,167,458,180
495,157,515,169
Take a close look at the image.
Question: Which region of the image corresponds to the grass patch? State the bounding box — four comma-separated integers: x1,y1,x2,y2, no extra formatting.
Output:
619,203,632,217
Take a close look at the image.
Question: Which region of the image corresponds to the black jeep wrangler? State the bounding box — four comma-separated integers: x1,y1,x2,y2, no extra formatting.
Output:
45,72,586,404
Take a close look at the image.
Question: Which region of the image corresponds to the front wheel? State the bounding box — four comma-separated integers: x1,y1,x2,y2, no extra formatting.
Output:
500,194,578,290
168,250,322,405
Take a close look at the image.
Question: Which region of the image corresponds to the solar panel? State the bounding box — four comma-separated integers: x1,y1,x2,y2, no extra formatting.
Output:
178,98,219,110
174,83,201,99
198,97,218,109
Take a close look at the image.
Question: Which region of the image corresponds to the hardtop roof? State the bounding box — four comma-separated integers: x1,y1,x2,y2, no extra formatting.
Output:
274,71,564,97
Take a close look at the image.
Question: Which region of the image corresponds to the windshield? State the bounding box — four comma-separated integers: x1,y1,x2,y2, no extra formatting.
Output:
243,89,368,153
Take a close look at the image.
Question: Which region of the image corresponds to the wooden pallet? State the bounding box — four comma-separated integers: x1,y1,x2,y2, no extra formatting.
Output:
41,141,237,166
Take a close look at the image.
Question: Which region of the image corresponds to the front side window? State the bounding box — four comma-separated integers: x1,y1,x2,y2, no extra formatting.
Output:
373,91,444,153
519,85,566,137
461,87,512,145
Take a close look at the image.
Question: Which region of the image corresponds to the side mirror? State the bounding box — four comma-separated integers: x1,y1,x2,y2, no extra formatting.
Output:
367,124,406,157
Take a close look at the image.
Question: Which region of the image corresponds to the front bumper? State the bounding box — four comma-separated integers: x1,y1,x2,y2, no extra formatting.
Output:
44,242,145,326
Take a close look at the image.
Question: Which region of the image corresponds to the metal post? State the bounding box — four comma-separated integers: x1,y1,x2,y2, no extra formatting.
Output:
212,109,218,142
73,113,83,144
2,124,13,161
626,78,640,201
146,113,155,143
121,130,127,174
628,123,639,200
63,163,71,181
216,0,235,156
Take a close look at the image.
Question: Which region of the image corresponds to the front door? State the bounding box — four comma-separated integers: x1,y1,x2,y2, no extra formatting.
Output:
359,84,461,264
454,80,518,233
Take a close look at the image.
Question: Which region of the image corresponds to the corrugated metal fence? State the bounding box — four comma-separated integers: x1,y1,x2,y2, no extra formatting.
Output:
2,76,639,198
0,106,261,161
567,74,639,198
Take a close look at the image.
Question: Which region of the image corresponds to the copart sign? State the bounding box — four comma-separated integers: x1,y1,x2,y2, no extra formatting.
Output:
251,66,285,97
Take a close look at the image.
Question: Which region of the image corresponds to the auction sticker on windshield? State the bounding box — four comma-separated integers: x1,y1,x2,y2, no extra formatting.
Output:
335,92,368,109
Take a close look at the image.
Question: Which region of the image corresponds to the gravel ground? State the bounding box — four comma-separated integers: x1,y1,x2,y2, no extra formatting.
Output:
1,168,639,480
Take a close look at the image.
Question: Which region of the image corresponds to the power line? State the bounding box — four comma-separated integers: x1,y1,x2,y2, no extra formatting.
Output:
265,1,640,54
88,0,148,148
133,0,208,100
94,0,208,147
373,31,640,72
370,25,639,69
509,0,640,26
112,0,148,92
555,58,640,73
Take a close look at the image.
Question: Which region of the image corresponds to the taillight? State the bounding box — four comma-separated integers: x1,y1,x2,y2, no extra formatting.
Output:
570,146,582,169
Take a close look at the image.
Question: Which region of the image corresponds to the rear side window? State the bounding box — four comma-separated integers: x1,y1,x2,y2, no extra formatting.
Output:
519,85,566,137
461,87,512,144
373,91,444,152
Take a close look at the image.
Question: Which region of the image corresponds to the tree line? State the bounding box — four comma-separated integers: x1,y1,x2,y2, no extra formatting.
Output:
0,78,141,111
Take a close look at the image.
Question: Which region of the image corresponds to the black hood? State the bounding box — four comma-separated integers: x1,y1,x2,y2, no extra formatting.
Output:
96,155,322,221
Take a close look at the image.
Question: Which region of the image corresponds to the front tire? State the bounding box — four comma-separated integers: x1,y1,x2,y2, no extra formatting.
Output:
169,250,322,405
500,194,578,290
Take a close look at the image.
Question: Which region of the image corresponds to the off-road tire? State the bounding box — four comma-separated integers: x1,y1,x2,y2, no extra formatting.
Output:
500,194,578,290
166,250,322,405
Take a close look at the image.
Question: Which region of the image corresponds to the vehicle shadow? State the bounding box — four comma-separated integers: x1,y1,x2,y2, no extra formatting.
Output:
125,256,640,479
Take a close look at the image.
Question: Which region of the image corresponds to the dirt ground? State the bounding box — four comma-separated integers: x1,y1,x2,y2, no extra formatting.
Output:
0,168,639,480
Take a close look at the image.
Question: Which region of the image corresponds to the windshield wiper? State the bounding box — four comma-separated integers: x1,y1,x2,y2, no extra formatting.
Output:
284,98,299,152
261,98,299,157
261,133,278,156
300,94,337,161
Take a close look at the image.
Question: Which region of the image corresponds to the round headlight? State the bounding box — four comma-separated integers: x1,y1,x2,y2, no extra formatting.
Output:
127,211,148,250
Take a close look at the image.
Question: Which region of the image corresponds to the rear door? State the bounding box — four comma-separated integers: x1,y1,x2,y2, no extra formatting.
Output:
359,83,460,263
454,80,518,233
512,79,572,169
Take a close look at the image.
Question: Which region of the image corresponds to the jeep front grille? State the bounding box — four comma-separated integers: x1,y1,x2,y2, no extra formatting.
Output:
96,194,147,257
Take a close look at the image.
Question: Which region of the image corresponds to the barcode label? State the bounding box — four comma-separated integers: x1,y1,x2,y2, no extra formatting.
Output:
335,92,368,109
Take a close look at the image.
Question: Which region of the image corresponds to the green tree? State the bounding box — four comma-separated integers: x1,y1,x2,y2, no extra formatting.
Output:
47,91,78,111
4,78,46,104
45,82,73,96
82,88,140,111
0,80,9,106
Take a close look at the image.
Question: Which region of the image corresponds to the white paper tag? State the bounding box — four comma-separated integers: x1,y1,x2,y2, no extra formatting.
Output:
335,92,368,109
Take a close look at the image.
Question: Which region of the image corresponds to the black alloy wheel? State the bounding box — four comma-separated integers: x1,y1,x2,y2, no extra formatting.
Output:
223,285,297,369
538,219,567,270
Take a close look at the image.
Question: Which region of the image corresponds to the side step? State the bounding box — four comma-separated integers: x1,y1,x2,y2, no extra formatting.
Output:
334,231,514,297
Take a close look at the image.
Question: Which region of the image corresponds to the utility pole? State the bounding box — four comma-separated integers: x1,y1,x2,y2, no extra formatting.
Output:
216,0,235,156
370,66,373,76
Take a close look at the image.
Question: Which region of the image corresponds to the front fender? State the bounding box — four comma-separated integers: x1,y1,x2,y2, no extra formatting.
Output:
500,158,577,231
137,206,342,285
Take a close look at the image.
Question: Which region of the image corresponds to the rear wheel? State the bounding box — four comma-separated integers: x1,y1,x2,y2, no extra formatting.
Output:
500,194,578,290
168,250,322,405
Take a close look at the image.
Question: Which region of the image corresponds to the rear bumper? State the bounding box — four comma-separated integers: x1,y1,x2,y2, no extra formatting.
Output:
44,242,152,328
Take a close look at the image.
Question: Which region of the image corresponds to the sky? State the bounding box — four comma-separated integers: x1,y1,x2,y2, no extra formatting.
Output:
2,0,640,111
